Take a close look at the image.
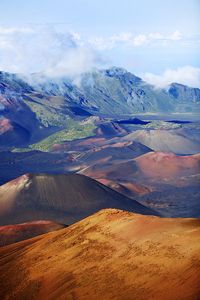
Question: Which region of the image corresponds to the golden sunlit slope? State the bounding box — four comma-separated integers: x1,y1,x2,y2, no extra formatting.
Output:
0,173,157,225
0,209,199,300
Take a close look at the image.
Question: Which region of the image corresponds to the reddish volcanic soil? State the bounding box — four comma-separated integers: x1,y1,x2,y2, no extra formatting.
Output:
51,137,107,152
0,118,13,134
135,151,200,180
97,178,151,197
122,181,151,195
81,151,200,190
0,209,199,300
0,220,65,246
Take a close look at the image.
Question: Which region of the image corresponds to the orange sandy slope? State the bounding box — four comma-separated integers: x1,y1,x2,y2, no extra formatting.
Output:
0,208,199,300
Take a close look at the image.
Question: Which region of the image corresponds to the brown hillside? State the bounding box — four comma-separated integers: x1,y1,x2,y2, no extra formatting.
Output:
0,209,199,300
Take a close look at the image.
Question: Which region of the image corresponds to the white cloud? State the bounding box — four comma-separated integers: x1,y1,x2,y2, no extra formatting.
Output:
0,26,34,35
0,25,198,90
169,30,182,41
88,37,110,50
148,32,163,40
88,30,183,50
44,47,100,78
133,34,147,46
142,66,200,88
0,25,102,77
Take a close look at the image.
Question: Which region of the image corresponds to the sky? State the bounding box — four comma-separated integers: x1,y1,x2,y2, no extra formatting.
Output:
0,0,200,87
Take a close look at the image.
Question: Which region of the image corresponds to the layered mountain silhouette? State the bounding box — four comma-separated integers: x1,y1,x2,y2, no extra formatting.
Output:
0,173,157,225
0,208,199,300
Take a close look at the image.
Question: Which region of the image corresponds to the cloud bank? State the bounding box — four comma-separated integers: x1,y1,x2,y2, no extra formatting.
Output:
143,66,200,88
88,30,183,50
0,25,102,77
0,25,199,88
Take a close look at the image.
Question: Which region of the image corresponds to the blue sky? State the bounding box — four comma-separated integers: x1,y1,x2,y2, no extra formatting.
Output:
0,0,200,86
0,0,199,35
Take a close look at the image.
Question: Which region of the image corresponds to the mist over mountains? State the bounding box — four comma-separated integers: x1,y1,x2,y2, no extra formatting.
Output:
0,66,199,151
1,67,199,116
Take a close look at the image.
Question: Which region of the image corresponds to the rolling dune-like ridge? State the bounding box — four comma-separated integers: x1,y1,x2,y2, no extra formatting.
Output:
0,208,199,300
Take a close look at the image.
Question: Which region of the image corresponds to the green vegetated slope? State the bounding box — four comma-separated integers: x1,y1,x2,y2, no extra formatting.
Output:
14,120,96,152
24,94,72,127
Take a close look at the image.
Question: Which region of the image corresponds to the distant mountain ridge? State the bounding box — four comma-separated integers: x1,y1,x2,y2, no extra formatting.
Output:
168,82,200,102
0,67,199,147
1,67,199,116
